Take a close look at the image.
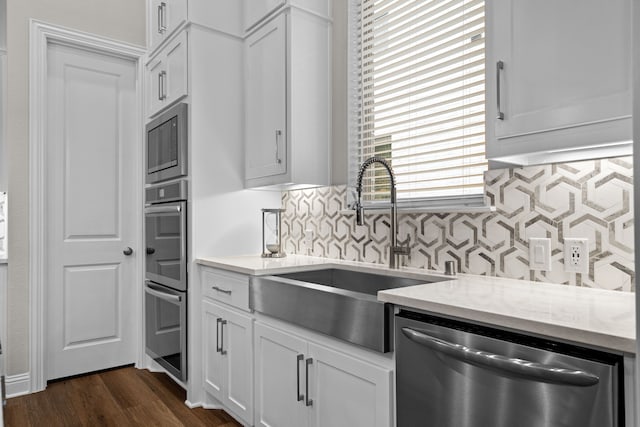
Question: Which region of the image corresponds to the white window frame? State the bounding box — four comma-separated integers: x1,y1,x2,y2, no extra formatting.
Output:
347,0,489,212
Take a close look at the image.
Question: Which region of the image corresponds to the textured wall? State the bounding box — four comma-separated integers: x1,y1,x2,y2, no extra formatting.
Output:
282,157,634,291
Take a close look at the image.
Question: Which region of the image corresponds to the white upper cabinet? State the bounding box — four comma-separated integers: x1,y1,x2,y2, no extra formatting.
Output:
245,14,287,180
148,0,244,56
244,5,330,189
486,0,632,165
245,0,285,31
146,31,188,117
244,0,330,31
148,0,188,54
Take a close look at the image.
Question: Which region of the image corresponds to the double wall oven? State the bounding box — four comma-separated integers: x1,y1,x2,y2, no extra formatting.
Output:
145,102,188,382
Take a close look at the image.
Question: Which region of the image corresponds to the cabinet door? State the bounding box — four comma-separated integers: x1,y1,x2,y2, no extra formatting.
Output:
203,301,254,424
245,14,287,181
221,305,254,423
307,342,392,427
165,0,187,37
164,31,188,107
491,0,631,140
148,0,188,53
202,300,226,402
146,55,164,117
254,322,308,427
149,0,165,51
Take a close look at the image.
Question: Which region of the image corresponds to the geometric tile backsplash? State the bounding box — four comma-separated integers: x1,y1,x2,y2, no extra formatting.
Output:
281,157,634,292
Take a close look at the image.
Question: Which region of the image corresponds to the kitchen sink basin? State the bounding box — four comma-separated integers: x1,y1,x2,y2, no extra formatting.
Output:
250,267,447,353
276,269,426,295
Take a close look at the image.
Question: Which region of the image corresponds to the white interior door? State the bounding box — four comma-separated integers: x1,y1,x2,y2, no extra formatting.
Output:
46,42,138,380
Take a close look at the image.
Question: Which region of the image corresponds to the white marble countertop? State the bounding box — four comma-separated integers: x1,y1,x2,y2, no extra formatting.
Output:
196,254,636,354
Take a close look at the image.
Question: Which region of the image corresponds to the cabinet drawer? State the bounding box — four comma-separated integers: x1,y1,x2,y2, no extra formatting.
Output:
201,268,250,311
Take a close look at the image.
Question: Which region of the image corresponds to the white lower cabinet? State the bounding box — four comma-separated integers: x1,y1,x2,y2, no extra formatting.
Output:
254,322,392,427
254,321,308,427
203,300,253,424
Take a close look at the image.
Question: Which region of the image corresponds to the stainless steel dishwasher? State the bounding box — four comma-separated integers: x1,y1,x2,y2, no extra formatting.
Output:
396,310,623,427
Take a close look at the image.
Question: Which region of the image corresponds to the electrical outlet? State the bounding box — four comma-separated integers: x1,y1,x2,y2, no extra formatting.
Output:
564,238,588,273
304,229,314,254
529,237,551,271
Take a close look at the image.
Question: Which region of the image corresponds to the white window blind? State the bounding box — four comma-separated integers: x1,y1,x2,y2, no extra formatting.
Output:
349,0,487,206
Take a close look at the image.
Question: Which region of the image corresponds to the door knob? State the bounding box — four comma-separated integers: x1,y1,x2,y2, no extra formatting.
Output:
123,247,133,256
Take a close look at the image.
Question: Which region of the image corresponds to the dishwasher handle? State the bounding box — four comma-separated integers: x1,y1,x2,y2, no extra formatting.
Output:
401,327,599,387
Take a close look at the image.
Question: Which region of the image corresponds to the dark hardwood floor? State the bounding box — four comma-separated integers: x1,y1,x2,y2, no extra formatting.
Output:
4,366,242,427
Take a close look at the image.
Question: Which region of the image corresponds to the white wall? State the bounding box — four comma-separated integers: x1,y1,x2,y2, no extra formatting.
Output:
0,0,6,191
5,0,145,376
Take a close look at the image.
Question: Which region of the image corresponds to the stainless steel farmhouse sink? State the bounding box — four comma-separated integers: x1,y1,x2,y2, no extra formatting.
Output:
249,268,447,353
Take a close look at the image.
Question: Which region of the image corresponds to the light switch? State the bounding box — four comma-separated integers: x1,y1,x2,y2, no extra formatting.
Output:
529,237,551,271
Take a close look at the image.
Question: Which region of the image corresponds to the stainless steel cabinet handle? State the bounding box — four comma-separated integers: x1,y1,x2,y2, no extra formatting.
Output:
401,327,599,387
305,358,313,407
296,354,304,402
123,247,133,256
496,60,505,120
158,71,162,101
159,70,167,101
145,205,181,214
145,283,182,303
159,2,167,34
211,286,232,295
220,320,227,355
157,4,163,34
275,130,282,164
216,318,222,353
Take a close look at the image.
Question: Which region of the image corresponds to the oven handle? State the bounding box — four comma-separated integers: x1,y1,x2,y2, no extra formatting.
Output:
145,205,182,214
145,282,182,303
401,327,599,387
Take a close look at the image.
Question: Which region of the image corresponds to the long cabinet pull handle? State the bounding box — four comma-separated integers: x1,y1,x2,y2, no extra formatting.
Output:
296,354,304,402
160,71,167,100
220,320,227,355
275,130,282,164
211,286,232,295
401,327,599,387
145,284,181,303
215,318,222,353
159,2,167,33
157,4,163,34
496,60,505,120
305,358,313,407
145,205,181,214
158,71,163,101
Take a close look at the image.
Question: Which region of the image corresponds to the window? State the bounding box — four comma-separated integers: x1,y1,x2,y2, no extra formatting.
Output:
349,0,487,208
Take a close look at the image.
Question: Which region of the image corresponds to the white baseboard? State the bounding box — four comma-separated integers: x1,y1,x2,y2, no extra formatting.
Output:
185,400,202,409
6,372,30,398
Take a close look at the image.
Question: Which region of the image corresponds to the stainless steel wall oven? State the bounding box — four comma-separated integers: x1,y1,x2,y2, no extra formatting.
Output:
145,179,188,381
